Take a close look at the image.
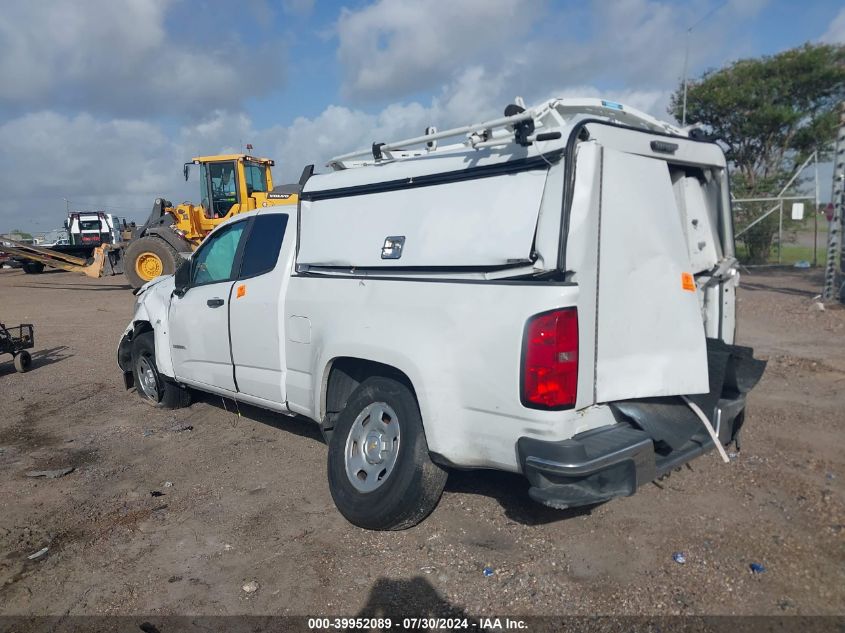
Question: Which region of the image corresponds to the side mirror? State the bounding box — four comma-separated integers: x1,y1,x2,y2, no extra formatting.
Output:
173,260,191,297
183,163,190,181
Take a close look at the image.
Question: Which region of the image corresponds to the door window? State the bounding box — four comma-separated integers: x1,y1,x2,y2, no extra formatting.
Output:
200,161,239,218
239,214,289,278
192,221,247,285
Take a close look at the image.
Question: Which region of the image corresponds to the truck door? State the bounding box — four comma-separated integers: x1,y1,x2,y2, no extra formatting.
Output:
169,219,248,392
594,147,709,403
228,212,292,404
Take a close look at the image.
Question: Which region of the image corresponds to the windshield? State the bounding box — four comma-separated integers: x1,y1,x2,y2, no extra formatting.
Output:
79,220,101,231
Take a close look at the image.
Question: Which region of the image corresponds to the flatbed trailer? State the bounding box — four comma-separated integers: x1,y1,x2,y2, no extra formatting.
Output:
0,238,120,278
6,243,98,274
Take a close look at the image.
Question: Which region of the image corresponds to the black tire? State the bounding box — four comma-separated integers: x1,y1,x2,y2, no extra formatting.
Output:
131,331,190,409
327,376,448,530
22,262,45,274
13,351,31,373
124,236,181,289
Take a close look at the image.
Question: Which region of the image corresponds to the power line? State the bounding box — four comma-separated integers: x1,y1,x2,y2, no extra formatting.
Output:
681,0,729,126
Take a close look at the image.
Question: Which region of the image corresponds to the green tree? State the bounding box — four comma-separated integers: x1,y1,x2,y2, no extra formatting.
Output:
669,43,845,264
11,229,33,240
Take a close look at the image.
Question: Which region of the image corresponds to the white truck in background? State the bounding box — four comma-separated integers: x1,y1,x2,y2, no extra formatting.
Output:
66,211,130,247
118,98,765,530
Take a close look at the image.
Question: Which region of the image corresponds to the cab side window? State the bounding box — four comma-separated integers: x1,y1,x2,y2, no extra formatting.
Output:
192,221,247,285
239,214,289,278
244,164,268,194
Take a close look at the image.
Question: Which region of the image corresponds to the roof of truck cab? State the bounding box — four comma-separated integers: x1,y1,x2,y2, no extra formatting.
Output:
193,208,290,247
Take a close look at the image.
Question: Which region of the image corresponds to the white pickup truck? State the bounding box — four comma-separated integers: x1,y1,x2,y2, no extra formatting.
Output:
119,98,765,530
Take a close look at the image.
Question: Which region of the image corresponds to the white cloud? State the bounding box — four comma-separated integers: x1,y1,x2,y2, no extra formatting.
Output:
335,0,545,100
820,7,845,44
0,111,183,230
0,0,285,119
333,0,771,113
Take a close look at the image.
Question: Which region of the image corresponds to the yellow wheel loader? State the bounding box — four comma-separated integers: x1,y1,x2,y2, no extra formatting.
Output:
122,154,304,288
5,155,307,289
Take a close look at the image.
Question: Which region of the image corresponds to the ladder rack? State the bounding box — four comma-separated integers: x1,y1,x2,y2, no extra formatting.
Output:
328,98,687,170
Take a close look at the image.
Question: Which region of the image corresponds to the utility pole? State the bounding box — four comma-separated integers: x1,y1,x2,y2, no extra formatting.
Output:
681,28,691,127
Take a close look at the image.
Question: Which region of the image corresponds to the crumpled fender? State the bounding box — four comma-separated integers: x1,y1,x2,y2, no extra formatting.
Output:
119,275,177,379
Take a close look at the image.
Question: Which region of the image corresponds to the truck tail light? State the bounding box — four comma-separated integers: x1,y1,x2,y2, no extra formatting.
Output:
521,308,578,409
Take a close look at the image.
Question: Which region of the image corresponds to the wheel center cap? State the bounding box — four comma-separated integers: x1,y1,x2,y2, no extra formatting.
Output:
364,432,385,464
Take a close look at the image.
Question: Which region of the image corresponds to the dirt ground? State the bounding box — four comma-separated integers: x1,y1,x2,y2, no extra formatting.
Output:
0,267,843,618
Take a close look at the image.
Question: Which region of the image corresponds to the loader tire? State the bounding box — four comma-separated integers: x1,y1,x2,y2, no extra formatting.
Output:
124,236,181,289
22,262,45,274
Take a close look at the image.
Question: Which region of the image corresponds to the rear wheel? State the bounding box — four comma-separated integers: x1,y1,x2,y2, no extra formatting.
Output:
327,376,448,530
131,331,190,409
13,351,31,373
22,262,44,274
124,236,181,289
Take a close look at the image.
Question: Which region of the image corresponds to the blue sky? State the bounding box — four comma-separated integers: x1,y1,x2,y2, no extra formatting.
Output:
0,0,842,232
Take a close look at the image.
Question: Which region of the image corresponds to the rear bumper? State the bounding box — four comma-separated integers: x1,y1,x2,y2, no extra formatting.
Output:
517,397,746,510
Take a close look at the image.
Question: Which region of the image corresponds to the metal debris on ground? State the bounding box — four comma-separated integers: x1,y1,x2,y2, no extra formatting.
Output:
482,567,495,577
242,580,260,593
150,490,165,497
749,562,766,574
142,430,153,437
28,547,49,561
25,467,74,479
170,422,193,432
163,481,173,487
672,552,687,564
420,566,436,574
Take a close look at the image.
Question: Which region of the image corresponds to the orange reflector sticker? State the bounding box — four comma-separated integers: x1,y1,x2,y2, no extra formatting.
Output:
236,284,246,298
681,272,695,292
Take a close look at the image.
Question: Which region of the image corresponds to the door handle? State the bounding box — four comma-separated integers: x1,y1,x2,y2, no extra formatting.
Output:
207,298,225,308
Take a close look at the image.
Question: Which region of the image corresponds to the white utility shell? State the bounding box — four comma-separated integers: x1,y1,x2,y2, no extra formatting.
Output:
124,98,739,472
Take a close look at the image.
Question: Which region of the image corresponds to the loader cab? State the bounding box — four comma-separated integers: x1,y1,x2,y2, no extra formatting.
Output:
184,154,276,222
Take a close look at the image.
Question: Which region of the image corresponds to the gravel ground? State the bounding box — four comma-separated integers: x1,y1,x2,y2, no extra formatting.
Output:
0,267,842,618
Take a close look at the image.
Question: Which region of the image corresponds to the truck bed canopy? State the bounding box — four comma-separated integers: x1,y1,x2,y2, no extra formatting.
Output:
298,151,556,269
